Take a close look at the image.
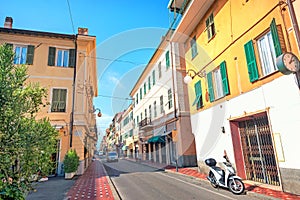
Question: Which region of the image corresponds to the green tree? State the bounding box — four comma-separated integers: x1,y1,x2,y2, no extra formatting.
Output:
63,149,79,173
0,44,58,199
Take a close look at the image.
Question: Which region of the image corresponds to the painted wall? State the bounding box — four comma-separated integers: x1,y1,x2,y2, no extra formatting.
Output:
180,0,300,194
0,29,98,176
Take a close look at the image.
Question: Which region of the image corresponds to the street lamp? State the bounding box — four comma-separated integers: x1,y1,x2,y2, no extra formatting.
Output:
183,69,206,84
90,107,102,117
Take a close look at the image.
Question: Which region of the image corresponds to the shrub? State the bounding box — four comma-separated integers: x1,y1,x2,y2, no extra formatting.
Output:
63,149,79,173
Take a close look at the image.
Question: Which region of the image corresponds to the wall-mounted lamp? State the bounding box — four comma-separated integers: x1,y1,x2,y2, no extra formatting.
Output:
90,107,102,117
221,126,225,133
183,69,206,84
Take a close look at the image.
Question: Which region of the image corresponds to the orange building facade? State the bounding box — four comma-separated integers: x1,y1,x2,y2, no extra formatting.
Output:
0,18,98,176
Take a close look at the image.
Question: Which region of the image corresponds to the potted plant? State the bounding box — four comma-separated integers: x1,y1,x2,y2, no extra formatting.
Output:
63,149,79,179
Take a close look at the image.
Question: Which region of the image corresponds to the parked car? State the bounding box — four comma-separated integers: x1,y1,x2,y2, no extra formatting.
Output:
107,151,118,162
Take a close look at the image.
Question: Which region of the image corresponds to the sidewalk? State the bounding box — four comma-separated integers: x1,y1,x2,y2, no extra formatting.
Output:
65,159,118,200
26,159,118,200
125,157,300,200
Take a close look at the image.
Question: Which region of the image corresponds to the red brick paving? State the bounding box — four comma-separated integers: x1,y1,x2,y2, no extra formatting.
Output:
66,160,114,200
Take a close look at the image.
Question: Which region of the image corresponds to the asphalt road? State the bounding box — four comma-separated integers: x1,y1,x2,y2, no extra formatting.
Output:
102,158,262,200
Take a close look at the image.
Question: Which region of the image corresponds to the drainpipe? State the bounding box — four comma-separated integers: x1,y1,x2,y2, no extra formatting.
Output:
70,34,78,148
286,0,300,52
286,0,300,89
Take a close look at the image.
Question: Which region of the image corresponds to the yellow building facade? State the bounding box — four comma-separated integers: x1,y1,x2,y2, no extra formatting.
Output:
0,18,98,176
171,0,300,195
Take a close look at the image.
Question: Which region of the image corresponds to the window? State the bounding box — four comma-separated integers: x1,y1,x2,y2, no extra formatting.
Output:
57,49,69,67
145,109,147,119
244,18,285,82
207,61,229,102
168,89,173,109
166,51,170,69
158,62,162,78
190,36,198,58
206,13,215,40
160,95,164,114
140,113,143,121
149,105,152,120
136,93,139,105
152,70,156,85
257,32,277,76
154,101,157,118
193,81,203,109
12,45,34,65
144,83,147,95
51,89,67,112
140,88,143,100
137,116,139,125
48,47,75,67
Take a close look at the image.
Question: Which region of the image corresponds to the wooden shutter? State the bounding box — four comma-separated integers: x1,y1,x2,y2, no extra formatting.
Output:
244,40,259,82
270,18,282,57
166,51,170,68
220,61,229,95
6,43,13,49
193,81,202,109
207,72,215,102
48,47,56,66
69,49,75,67
26,45,35,65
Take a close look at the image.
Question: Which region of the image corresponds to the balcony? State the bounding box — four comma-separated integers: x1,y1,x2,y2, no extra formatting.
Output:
138,117,153,131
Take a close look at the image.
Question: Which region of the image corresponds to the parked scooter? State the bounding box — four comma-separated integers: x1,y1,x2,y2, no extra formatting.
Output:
205,155,245,194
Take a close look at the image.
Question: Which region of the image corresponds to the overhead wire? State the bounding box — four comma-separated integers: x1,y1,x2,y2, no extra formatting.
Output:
81,55,146,66
66,0,76,34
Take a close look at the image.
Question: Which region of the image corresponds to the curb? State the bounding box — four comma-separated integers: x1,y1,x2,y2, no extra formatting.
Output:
100,159,121,200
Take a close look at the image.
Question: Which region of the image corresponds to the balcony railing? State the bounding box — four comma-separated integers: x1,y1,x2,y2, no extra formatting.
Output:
138,117,153,130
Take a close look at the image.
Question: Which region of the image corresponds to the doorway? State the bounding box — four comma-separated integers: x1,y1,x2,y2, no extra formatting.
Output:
238,114,280,186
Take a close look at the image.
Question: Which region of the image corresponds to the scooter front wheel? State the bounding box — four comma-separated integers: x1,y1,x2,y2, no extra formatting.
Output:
208,171,218,188
228,179,244,195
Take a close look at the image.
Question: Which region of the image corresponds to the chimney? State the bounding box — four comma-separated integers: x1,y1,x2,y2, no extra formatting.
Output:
78,27,88,35
4,17,13,28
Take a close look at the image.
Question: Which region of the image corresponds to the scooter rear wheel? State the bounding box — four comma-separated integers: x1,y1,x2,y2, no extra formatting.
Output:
208,171,218,188
228,179,244,195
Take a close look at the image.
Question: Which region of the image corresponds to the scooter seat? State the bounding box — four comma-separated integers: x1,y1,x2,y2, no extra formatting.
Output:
211,166,224,176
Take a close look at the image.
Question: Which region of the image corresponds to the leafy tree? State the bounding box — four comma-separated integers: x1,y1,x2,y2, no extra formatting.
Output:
0,44,58,199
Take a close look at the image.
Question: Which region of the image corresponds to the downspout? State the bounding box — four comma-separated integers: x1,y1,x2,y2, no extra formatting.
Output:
170,40,178,119
70,34,78,148
286,0,300,89
287,0,300,52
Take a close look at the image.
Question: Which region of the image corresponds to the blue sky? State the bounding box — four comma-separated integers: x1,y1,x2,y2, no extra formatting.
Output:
1,0,171,138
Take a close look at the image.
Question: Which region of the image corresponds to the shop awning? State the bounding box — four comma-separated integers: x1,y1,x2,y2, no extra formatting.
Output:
148,135,165,143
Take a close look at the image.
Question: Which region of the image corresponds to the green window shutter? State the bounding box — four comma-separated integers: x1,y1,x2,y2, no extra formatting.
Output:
48,47,56,66
166,51,170,68
6,43,13,50
69,49,76,67
270,18,282,57
244,40,259,82
152,70,155,85
207,72,215,102
148,76,151,90
220,61,229,95
193,81,202,109
26,45,35,65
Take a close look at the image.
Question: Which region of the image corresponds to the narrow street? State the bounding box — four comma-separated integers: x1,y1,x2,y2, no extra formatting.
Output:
103,158,259,200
